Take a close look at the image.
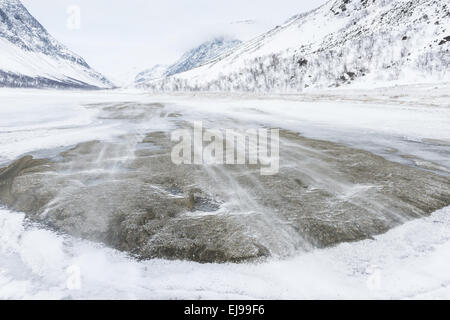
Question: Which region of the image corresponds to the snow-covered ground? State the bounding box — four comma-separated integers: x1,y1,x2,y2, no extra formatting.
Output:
1,205,449,299
0,86,449,299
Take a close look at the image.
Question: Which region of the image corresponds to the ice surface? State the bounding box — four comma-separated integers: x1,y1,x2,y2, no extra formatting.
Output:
0,89,173,163
149,85,450,173
0,87,449,299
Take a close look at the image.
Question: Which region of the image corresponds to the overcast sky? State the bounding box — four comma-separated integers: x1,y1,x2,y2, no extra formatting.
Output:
21,0,327,83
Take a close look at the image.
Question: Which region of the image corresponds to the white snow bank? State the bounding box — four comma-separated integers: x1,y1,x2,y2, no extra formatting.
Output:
1,205,449,300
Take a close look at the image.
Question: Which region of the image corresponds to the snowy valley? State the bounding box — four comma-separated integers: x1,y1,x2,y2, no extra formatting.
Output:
0,0,449,301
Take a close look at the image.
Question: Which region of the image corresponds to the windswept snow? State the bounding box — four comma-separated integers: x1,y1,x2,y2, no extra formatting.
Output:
0,87,449,299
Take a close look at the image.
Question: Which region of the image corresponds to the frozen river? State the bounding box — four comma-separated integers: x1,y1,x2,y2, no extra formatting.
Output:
0,86,449,299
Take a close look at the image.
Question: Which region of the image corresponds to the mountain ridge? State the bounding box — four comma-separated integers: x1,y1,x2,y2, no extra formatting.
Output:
0,0,113,89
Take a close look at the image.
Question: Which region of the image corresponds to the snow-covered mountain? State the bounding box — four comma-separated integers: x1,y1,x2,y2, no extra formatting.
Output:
143,0,449,92
135,64,169,84
135,37,241,85
0,0,113,89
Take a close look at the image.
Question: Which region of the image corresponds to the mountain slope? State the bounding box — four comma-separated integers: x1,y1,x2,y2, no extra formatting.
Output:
135,64,169,84
144,0,449,92
135,37,241,85
0,0,113,89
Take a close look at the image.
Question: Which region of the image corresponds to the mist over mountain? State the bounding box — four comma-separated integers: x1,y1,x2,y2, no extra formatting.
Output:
135,37,241,85
0,0,113,89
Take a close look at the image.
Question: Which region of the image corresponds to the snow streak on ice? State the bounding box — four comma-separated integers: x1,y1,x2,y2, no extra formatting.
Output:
0,88,449,299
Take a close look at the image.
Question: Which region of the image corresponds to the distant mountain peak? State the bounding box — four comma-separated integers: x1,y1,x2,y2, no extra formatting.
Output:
135,36,242,85
165,37,242,76
135,64,169,84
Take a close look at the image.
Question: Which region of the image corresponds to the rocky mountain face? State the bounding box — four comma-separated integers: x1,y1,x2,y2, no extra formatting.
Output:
0,0,113,89
143,0,449,92
135,37,241,85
